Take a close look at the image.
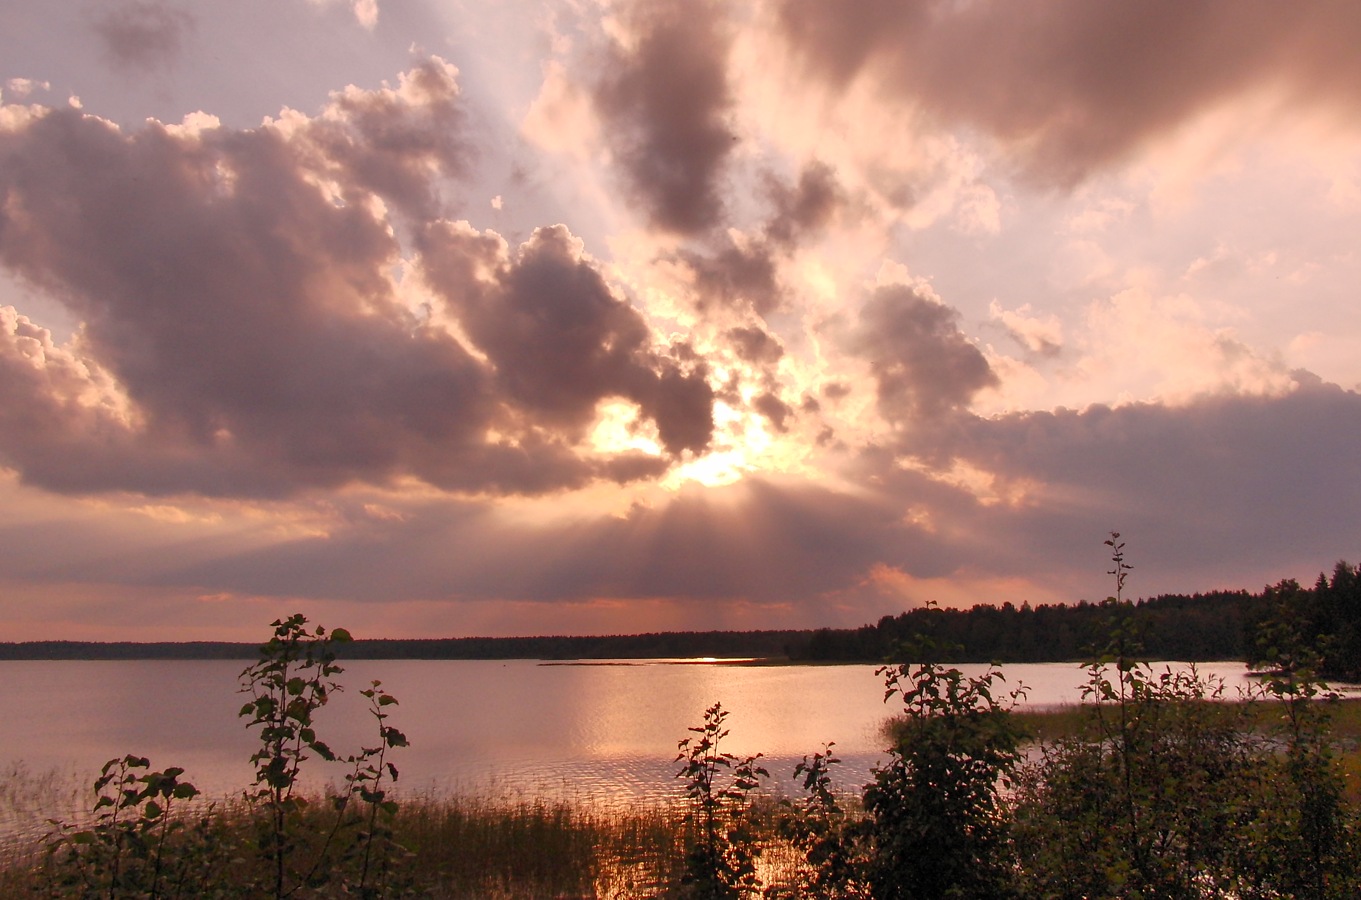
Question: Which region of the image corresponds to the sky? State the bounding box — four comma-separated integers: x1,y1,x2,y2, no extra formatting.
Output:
2,0,1361,641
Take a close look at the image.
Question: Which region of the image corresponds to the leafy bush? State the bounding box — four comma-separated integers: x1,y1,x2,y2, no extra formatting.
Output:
863,646,1026,900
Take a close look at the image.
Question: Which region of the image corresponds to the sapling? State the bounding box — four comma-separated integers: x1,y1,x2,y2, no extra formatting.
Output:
238,614,349,897
674,702,768,898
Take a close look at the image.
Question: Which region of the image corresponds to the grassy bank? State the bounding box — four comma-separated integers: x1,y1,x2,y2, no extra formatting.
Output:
1013,694,1361,743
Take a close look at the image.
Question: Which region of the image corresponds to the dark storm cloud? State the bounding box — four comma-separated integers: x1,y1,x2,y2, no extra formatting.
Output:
92,1,195,73
660,164,842,317
0,105,498,496
777,0,1361,183
0,65,709,498
855,284,998,425
593,0,736,234
420,222,715,455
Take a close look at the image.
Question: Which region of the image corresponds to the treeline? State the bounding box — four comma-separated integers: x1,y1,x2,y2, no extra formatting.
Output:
1244,559,1361,681
338,630,807,660
6,561,1360,665
788,590,1258,662
0,630,809,661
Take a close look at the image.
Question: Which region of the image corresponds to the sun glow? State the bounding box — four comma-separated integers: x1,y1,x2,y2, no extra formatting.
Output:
588,400,663,456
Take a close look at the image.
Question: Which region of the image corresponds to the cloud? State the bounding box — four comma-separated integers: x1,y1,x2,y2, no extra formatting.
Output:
142,477,925,610
855,283,998,425
7,5,1361,641
763,161,844,247
304,0,380,31
659,163,845,317
673,236,781,315
989,301,1063,358
752,391,793,432
0,62,710,498
2,79,51,102
419,222,715,456
776,0,1361,184
12,378,1361,628
92,1,195,73
293,57,469,221
593,0,736,234
726,325,784,365
924,377,1361,583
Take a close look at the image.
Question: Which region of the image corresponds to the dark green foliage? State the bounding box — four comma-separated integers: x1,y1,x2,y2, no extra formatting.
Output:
787,590,1259,663
674,702,768,898
0,630,812,661
41,755,223,899
769,744,870,899
36,614,410,899
1013,656,1258,898
339,680,409,898
1012,536,1254,898
862,637,1026,900
237,614,351,897
1232,629,1357,899
1011,537,1361,900
1245,562,1361,681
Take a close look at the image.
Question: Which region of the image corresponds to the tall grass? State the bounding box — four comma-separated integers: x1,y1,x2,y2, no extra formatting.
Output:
393,791,682,898
0,784,825,898
0,762,85,852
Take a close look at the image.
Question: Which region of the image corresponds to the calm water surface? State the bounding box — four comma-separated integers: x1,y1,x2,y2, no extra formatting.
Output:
0,658,1262,837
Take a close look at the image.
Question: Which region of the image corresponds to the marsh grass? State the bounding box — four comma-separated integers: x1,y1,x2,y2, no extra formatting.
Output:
392,791,683,898
1009,695,1361,741
0,763,86,852
0,786,822,898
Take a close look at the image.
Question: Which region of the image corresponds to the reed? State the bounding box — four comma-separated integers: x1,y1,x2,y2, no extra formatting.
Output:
0,788,815,898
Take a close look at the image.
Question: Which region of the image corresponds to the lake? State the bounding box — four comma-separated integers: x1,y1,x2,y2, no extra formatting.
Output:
0,658,1265,840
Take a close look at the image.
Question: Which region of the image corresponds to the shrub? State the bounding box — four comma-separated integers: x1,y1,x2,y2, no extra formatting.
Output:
862,642,1026,900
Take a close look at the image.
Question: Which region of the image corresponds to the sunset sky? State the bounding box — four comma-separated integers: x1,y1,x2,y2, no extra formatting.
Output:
2,0,1361,641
